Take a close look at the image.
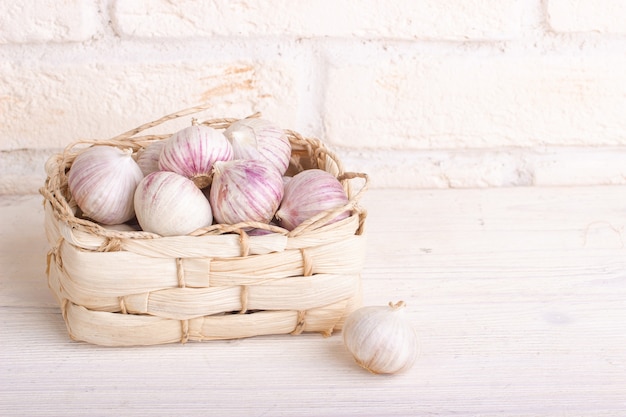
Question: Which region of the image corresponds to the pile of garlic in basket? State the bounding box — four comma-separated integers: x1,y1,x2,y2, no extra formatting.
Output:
67,117,351,235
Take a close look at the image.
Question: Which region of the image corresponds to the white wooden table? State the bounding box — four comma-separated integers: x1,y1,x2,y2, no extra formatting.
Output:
2,186,626,416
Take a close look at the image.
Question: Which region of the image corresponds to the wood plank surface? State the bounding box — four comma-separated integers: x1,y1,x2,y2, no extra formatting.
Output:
1,186,626,416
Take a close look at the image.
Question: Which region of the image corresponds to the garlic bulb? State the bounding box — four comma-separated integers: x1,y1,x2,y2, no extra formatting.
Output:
159,124,233,188
67,145,144,225
209,159,284,225
223,118,291,174
275,169,349,231
342,301,418,375
134,171,213,236
136,140,165,177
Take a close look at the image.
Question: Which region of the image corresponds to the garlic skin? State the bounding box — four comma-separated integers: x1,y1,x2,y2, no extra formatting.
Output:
342,301,418,375
134,171,213,236
247,222,279,236
136,140,165,177
209,159,284,225
275,169,349,231
67,145,144,225
223,118,291,175
101,222,141,232
159,124,233,188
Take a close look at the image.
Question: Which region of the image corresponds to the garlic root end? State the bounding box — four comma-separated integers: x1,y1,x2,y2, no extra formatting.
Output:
192,174,212,189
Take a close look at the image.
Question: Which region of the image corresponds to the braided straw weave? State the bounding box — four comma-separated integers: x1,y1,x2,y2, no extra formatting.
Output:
40,104,368,346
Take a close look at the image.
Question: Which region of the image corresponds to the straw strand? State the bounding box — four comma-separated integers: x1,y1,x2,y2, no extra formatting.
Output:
176,258,186,288
239,285,249,314
181,320,190,344
291,311,306,335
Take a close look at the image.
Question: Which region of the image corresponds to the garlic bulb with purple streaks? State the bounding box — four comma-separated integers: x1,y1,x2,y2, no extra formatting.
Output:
209,159,284,225
159,124,233,188
275,169,349,231
342,301,418,375
67,145,144,225
136,140,165,176
223,118,291,174
134,171,213,236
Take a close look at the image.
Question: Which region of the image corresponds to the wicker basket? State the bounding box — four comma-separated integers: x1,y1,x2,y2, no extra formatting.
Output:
40,105,368,346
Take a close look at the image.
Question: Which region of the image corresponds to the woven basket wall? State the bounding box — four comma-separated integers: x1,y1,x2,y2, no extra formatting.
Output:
40,105,368,346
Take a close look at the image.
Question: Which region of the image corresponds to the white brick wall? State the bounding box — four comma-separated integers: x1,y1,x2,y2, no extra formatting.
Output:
0,0,100,44
0,61,299,150
548,0,626,33
1,0,626,193
324,53,626,149
113,0,523,40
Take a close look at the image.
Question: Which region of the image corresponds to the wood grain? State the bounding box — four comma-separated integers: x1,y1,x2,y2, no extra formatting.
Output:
2,186,626,416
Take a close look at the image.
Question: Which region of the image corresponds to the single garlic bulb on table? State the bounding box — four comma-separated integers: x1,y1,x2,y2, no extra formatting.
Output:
342,301,419,375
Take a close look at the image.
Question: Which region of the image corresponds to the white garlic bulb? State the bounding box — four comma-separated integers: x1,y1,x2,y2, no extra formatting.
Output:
136,140,165,177
275,169,349,231
223,118,291,175
159,124,233,188
67,145,144,225
342,301,418,375
134,171,213,236
209,159,284,225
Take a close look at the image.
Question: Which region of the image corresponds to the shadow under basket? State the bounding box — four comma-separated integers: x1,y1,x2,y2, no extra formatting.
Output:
39,105,368,347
